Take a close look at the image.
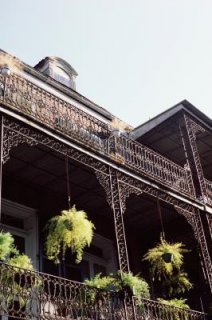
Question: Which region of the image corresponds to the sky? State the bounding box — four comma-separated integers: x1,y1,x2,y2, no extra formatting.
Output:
0,0,212,127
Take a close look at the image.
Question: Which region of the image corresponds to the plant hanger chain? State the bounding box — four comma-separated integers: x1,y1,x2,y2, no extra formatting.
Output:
157,199,165,240
65,155,71,209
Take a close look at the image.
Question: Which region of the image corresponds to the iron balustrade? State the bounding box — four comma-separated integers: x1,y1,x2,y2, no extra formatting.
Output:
0,262,207,320
0,261,127,320
110,135,195,197
204,178,212,206
133,297,207,320
0,73,195,197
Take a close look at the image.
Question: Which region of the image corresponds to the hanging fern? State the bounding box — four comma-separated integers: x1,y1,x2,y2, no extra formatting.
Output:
45,206,95,264
162,271,193,297
143,237,189,280
0,231,18,260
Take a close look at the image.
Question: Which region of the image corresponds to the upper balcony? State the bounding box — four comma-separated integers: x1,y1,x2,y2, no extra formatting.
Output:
0,72,201,201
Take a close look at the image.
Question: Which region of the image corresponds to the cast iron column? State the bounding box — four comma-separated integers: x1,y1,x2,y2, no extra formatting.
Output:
180,114,206,200
0,115,3,222
180,114,212,293
194,208,212,293
109,167,130,273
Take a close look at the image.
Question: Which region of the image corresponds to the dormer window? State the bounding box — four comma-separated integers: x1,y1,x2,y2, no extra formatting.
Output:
35,56,78,90
52,66,73,88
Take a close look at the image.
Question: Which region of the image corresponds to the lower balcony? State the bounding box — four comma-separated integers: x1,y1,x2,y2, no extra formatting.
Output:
0,262,207,320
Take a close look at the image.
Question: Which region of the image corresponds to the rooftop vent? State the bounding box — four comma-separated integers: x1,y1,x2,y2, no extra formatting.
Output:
34,56,78,90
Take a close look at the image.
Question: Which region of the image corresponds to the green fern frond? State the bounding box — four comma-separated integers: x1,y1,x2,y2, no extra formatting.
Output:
0,231,18,260
45,206,95,264
158,298,189,309
143,238,189,279
163,271,193,296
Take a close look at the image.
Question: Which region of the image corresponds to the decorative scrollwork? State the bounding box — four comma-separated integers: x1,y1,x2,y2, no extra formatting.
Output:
3,127,39,163
0,261,127,320
118,182,143,215
117,171,194,212
206,213,212,240
184,115,207,201
2,117,109,174
1,73,196,198
193,208,212,293
109,167,130,273
189,117,206,137
174,206,196,237
95,170,112,208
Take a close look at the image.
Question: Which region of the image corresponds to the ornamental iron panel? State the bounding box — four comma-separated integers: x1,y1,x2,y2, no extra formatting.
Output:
0,262,207,320
183,115,207,202
0,73,195,198
0,261,127,320
206,213,212,240
205,178,212,206
133,296,206,320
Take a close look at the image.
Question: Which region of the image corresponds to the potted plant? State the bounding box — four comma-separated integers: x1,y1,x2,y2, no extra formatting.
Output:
157,298,190,320
84,272,150,320
118,271,150,300
0,231,38,315
45,206,95,264
84,271,150,301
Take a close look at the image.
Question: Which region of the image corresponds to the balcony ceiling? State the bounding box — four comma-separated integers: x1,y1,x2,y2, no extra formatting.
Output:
2,143,188,239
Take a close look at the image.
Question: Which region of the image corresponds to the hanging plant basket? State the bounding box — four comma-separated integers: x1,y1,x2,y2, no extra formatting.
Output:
143,237,190,280
162,252,173,263
45,206,95,264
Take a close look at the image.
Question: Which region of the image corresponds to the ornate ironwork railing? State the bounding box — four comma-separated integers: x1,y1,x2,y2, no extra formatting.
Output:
110,135,195,197
0,262,127,320
0,73,195,197
204,178,212,206
133,297,207,320
0,262,207,320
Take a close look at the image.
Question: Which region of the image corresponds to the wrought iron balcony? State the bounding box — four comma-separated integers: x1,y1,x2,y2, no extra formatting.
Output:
204,178,212,206
0,73,195,197
0,262,207,320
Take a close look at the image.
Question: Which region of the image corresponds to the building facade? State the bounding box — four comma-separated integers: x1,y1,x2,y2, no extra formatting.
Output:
0,49,211,319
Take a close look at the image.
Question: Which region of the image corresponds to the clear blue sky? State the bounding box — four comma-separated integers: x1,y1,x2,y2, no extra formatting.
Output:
0,0,212,127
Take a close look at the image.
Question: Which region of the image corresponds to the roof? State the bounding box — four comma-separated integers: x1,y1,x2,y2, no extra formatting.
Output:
0,49,114,121
130,99,212,140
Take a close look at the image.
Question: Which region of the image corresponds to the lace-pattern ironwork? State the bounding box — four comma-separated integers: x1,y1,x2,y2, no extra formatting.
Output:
184,115,207,202
108,167,130,273
133,297,206,320
2,117,108,174
206,213,212,240
0,73,195,198
0,262,207,320
193,208,212,293
0,262,127,320
3,74,110,155
109,134,194,197
117,172,194,212
205,178,212,206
